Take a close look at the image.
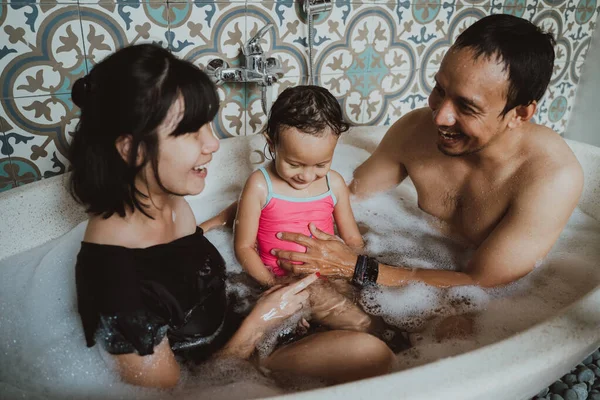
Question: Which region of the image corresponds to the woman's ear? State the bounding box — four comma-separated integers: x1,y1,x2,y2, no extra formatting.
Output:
115,135,144,166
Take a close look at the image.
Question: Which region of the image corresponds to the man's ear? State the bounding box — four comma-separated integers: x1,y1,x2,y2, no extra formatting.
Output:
115,135,144,166
508,101,537,129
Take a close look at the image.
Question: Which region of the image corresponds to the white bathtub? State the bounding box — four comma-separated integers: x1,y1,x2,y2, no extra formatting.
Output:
1,126,599,400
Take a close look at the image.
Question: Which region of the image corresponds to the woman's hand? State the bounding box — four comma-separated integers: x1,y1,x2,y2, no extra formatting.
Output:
217,273,319,359
198,201,238,233
248,273,318,332
272,223,359,278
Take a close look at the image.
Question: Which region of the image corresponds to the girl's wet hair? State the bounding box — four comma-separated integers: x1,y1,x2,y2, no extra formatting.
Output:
265,85,350,145
69,43,219,219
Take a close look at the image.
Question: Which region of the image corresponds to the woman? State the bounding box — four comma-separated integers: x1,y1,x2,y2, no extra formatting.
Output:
69,43,393,389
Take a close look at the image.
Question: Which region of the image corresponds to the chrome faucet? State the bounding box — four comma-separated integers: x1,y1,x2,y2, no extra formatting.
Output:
206,23,284,87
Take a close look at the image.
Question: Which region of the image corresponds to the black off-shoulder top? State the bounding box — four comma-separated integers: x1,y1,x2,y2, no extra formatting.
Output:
75,227,231,359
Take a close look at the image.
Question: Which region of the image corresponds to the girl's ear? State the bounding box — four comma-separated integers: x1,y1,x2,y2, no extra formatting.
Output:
262,132,275,155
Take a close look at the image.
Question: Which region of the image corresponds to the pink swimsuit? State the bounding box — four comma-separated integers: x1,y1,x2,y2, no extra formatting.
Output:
256,167,337,276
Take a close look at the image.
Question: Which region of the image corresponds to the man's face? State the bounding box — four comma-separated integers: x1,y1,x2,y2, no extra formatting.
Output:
427,47,513,157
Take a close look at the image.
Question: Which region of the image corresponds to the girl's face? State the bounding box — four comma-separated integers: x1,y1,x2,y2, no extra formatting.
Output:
145,97,220,197
271,126,338,190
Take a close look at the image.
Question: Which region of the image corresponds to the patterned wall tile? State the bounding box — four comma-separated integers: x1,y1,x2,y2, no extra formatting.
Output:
0,4,86,99
0,117,16,192
535,71,577,135
0,0,597,192
168,1,246,137
244,75,309,136
317,72,365,124
0,95,77,184
483,0,540,18
79,1,170,69
532,8,574,64
312,3,373,77
246,2,308,77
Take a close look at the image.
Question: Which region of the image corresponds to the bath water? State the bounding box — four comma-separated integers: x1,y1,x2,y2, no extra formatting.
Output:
1,142,599,399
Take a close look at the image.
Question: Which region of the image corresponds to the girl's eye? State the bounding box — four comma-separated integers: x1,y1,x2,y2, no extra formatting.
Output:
316,164,327,168
288,164,300,168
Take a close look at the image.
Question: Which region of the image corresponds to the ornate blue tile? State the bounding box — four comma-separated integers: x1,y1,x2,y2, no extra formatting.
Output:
246,2,308,77
79,2,169,69
535,72,577,135
532,8,574,64
244,75,309,136
0,4,86,99
317,72,365,125
310,3,373,78
0,117,17,192
168,1,246,137
0,95,76,182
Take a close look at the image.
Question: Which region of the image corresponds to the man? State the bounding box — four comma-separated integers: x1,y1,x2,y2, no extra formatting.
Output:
272,14,583,288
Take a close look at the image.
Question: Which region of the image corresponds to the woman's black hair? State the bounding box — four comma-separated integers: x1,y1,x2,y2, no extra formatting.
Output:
453,14,556,116
265,85,350,145
69,43,219,219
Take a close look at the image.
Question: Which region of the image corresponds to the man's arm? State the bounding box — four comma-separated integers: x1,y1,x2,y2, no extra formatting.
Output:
275,162,583,288
349,112,415,199
374,161,583,287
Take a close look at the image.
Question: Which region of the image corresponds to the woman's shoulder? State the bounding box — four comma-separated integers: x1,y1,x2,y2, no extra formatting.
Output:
84,213,141,248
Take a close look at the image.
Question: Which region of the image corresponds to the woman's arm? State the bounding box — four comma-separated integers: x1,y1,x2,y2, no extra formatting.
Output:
234,171,276,287
110,338,180,388
217,274,318,359
329,171,364,250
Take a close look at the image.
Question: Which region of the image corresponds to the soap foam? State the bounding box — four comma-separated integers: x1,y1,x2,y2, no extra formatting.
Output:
1,142,599,399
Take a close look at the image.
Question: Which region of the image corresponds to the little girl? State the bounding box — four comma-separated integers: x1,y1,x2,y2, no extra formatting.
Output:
234,86,380,334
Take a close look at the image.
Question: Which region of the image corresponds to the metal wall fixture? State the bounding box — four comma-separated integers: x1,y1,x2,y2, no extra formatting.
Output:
304,0,332,85
205,23,283,116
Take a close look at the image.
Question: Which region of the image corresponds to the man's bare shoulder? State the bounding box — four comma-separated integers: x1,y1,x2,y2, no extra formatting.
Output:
522,124,582,174
378,108,434,162
516,123,583,200
386,107,432,142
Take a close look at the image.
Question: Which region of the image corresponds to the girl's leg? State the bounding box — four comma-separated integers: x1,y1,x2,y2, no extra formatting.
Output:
260,330,394,384
307,278,378,332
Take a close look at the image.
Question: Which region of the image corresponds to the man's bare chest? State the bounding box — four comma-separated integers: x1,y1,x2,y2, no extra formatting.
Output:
409,167,512,245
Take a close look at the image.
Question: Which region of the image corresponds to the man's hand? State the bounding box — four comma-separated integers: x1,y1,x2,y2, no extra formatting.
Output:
272,223,359,278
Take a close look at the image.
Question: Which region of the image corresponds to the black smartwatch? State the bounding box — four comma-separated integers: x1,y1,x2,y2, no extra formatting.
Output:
352,255,379,288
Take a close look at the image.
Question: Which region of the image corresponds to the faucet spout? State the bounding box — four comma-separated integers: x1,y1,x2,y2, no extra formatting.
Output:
243,23,274,56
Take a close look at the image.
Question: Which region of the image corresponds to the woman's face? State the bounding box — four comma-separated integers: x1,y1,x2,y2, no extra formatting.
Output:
145,97,220,197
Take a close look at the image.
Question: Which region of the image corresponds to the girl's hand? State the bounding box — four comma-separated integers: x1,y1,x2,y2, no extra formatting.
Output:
248,273,319,332
273,223,359,278
199,201,238,232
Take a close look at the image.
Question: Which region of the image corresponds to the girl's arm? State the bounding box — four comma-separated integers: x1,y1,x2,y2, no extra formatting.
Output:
329,171,364,251
199,201,238,233
234,171,277,287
